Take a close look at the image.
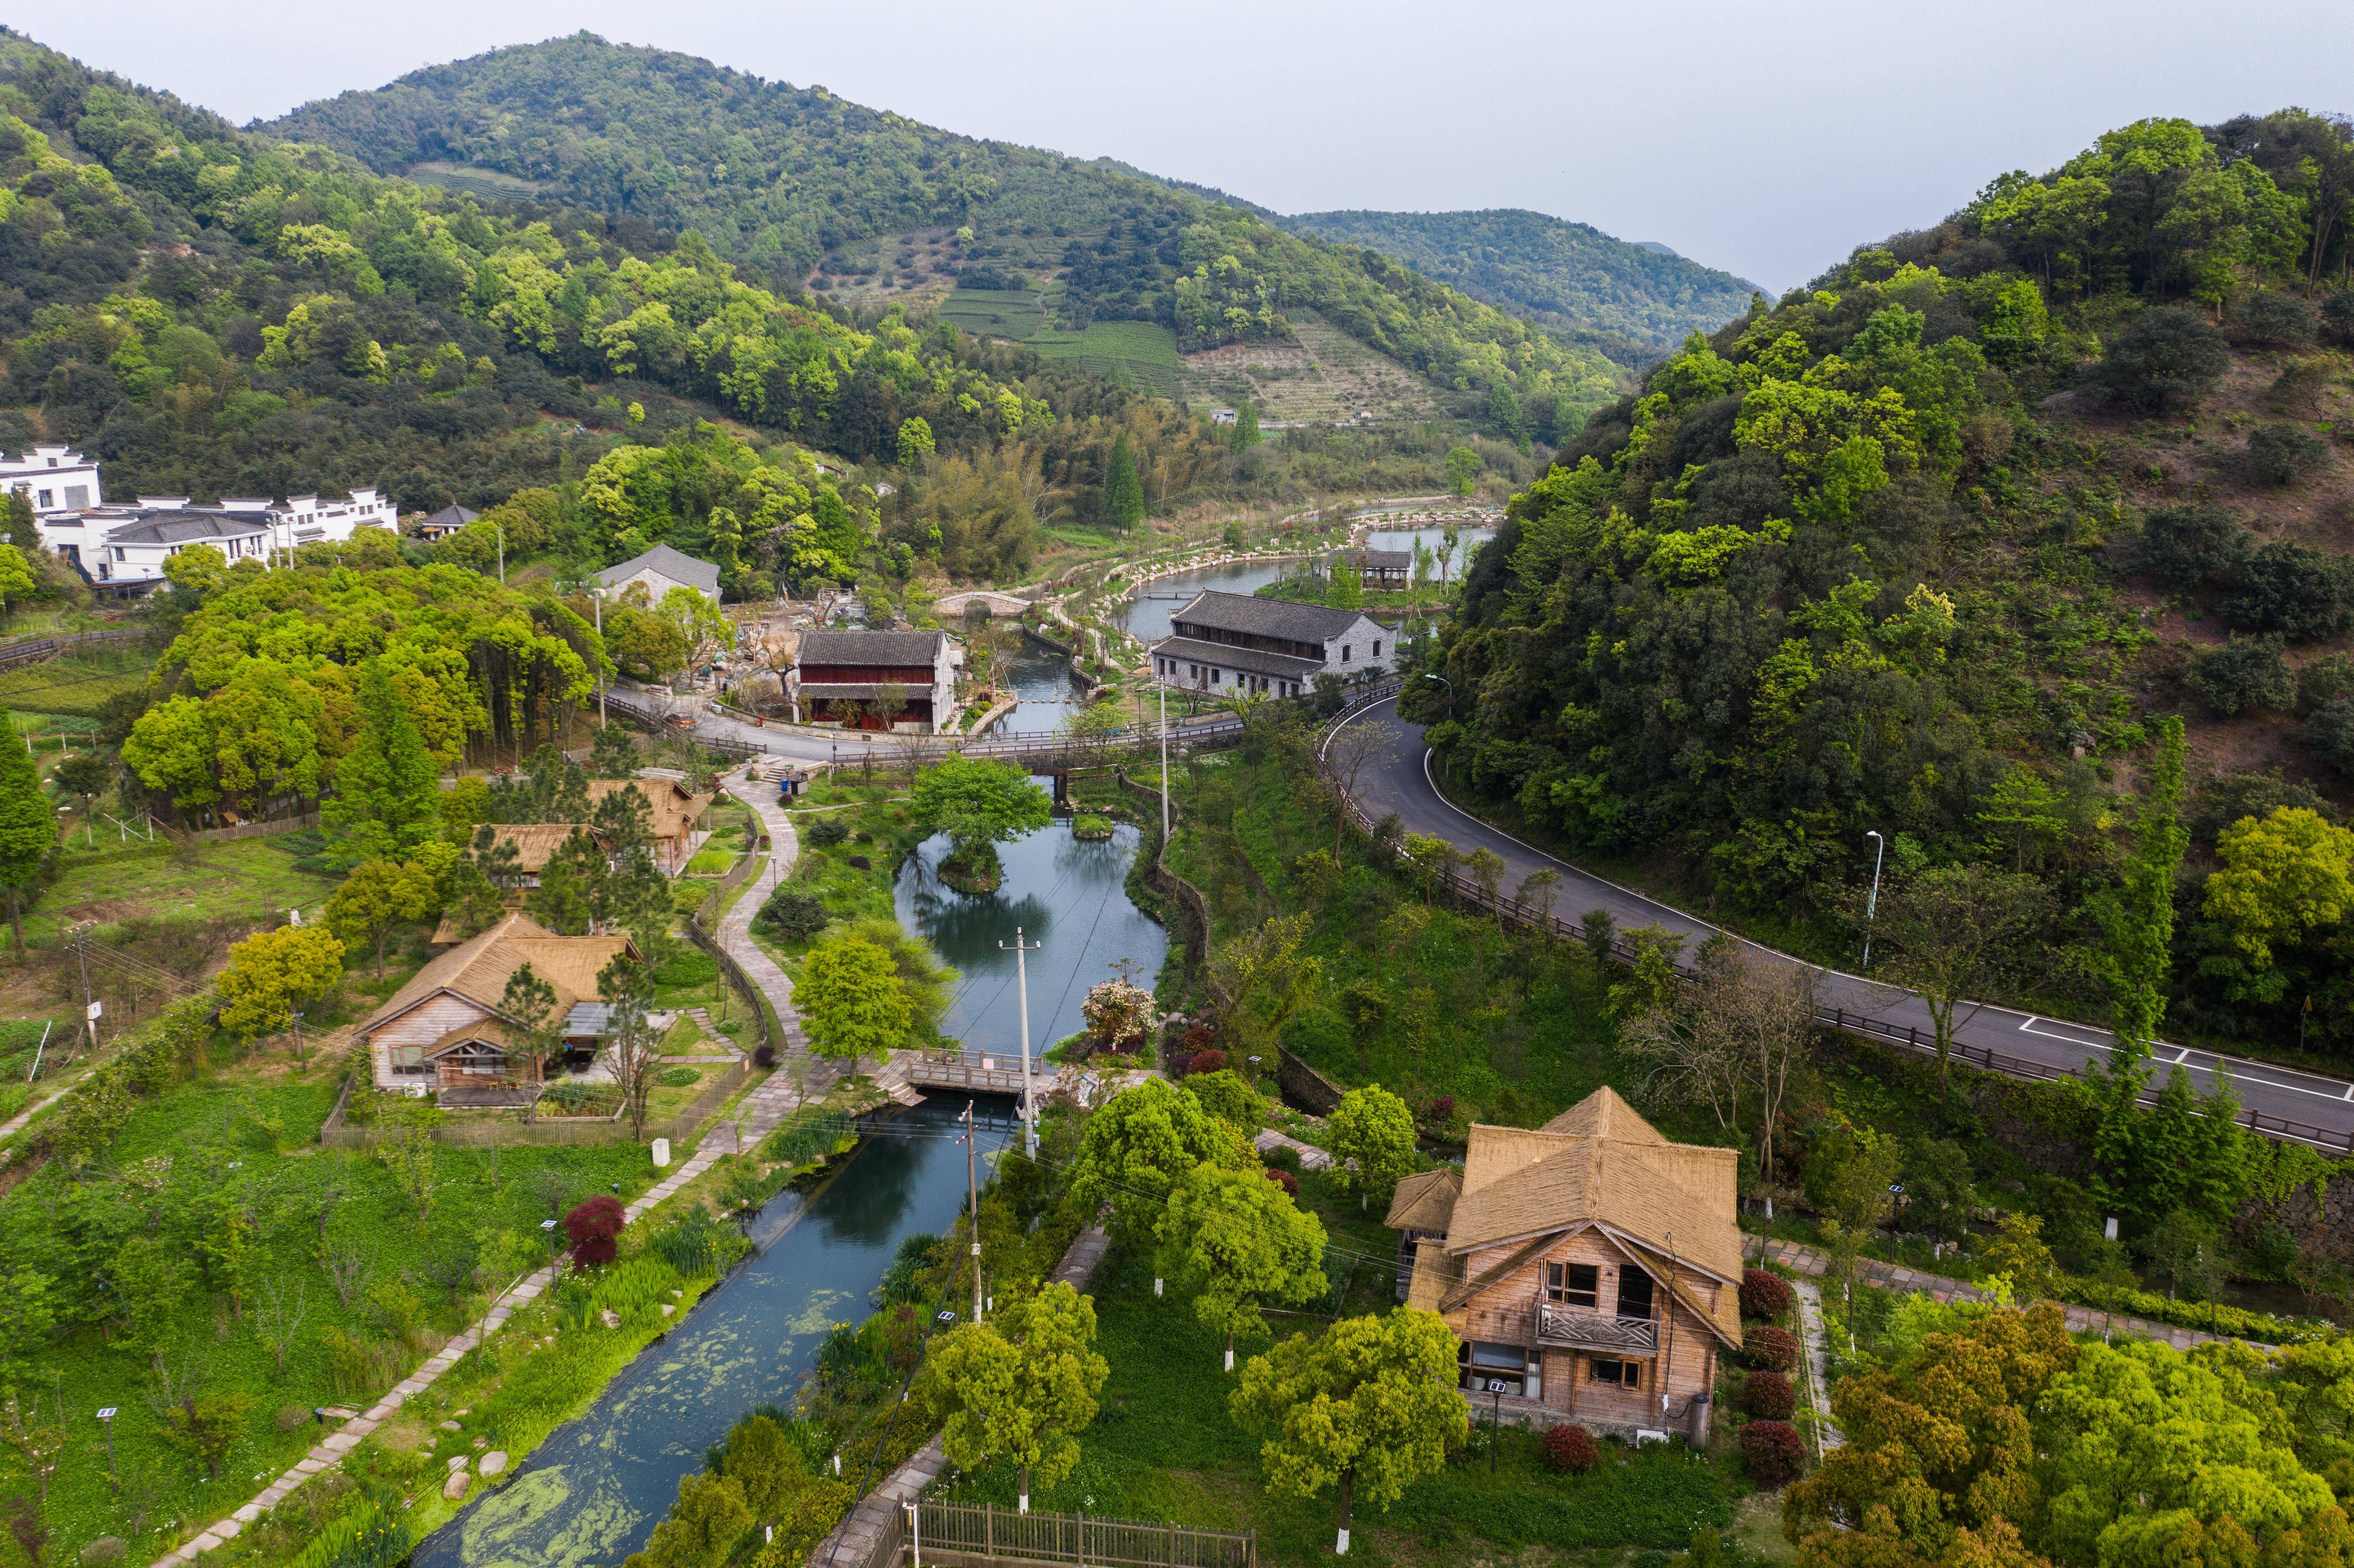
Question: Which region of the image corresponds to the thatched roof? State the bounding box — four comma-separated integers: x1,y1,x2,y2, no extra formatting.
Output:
357,913,636,1039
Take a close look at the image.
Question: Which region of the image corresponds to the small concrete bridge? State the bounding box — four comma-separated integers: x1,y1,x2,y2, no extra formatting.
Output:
934,589,1031,619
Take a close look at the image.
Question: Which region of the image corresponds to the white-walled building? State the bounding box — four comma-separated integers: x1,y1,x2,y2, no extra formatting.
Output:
3,447,400,593
0,445,102,514
1148,590,1395,698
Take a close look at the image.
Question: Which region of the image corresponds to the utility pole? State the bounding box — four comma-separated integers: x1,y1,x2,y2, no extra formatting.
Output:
1158,681,1170,846
496,520,505,587
291,1011,306,1074
71,921,97,1059
963,1100,982,1323
1000,927,1040,1157
593,588,606,727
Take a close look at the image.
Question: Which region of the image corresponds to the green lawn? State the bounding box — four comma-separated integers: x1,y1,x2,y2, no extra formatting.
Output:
936,1252,1737,1565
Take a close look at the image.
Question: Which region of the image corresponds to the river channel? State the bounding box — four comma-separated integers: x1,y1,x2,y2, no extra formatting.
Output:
412,1098,1014,1568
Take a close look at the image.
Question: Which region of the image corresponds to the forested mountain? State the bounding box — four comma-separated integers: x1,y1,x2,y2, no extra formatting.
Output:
0,28,1326,585
262,33,1623,426
1418,111,2354,1059
1280,208,1763,365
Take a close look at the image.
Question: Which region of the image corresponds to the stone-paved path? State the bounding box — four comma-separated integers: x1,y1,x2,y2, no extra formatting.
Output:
1789,1276,1845,1459
152,766,828,1567
1751,1237,2266,1351
806,1223,1112,1568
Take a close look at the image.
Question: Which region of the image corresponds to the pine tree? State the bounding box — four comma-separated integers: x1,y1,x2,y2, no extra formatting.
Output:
1,491,37,553
0,735,53,949
324,663,441,865
1105,432,1146,533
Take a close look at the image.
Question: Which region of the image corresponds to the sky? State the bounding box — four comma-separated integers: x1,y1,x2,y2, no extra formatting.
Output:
18,0,2354,294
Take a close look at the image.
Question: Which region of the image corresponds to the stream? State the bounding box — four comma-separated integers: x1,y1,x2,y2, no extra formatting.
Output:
414,815,1164,1568
411,1100,1016,1568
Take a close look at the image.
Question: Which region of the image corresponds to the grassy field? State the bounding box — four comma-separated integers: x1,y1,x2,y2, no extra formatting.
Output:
29,837,343,946
936,1248,1738,1566
0,649,151,719
6,1050,658,1567
402,160,550,202
1026,321,1182,396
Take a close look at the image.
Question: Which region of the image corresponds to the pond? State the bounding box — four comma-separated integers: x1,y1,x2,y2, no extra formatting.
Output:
411,1099,1016,1568
896,819,1166,1061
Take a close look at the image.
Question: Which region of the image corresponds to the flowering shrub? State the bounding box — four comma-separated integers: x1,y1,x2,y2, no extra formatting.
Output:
1082,978,1155,1052
1185,1047,1228,1077
1744,1370,1795,1421
1740,1419,1805,1485
1542,1423,1598,1474
1740,1268,1793,1320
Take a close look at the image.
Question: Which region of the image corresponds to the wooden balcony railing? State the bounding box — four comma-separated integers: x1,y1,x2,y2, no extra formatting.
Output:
1535,1301,1659,1355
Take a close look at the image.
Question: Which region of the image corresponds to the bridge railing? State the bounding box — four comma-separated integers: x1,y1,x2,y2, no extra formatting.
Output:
898,1501,1255,1568
1313,688,2354,1155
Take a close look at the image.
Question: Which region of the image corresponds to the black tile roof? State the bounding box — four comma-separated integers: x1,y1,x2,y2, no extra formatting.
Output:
797,629,950,666
1150,636,1324,681
1167,590,1365,640
100,510,270,546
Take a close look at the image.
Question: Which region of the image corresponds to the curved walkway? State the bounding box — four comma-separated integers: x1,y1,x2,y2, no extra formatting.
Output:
1328,695,2354,1151
151,771,827,1568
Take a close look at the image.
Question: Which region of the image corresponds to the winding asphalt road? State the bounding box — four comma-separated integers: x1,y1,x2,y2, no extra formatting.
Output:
1332,696,2354,1153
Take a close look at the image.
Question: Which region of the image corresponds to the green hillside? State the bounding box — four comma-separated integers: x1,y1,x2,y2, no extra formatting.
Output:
1280,207,1762,364
263,34,1625,433
1422,110,2354,1061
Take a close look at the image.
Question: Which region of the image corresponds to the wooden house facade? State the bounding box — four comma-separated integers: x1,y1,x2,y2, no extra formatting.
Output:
357,913,637,1104
1386,1087,1742,1443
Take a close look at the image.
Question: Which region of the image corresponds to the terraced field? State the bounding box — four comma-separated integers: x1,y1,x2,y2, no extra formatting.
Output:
937,286,1050,339
1023,320,1181,395
1178,308,1450,426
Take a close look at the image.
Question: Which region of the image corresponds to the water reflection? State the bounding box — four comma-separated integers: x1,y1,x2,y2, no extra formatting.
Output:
897,820,1166,1058
412,1099,1014,1568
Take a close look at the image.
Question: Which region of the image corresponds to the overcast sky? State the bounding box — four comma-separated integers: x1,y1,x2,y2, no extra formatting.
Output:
19,0,2354,293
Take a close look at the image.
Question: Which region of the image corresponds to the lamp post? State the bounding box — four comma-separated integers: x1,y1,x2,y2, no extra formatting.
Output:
96,1407,118,1494
592,585,607,727
1860,830,1886,969
541,1217,561,1268
1247,1054,1262,1092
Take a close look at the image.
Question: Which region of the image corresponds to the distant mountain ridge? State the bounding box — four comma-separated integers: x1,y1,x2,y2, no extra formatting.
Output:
264,34,1628,429
1278,208,1763,363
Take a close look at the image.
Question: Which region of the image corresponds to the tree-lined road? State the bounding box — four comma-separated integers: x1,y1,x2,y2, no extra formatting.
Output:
1332,695,2354,1153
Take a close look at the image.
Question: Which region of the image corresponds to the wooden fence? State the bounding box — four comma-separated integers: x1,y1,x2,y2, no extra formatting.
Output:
187,811,320,844
318,1058,751,1149
1312,686,2354,1156
892,1501,1255,1568
0,626,151,671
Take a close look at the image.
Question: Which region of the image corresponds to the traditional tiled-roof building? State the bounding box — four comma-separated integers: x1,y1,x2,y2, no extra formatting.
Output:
1147,590,1393,699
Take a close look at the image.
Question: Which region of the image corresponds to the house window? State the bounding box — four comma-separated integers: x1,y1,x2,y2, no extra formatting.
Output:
1372,639,1382,658
1616,1266,1656,1321
1341,644,1352,663
64,486,88,508
392,1044,431,1075
35,490,51,509
1545,1262,1599,1309
1589,1357,1642,1389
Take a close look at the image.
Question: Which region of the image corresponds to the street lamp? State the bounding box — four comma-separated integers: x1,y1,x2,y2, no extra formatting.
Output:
541,1217,561,1267
1860,830,1886,969
1247,1054,1262,1091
